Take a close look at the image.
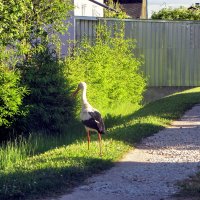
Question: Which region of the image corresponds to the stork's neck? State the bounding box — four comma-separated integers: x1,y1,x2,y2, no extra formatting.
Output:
81,87,90,108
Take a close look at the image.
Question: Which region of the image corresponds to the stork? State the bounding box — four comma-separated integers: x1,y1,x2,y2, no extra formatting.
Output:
72,82,105,156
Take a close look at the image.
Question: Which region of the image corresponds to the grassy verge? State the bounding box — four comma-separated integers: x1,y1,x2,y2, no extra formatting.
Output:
0,123,85,170
1,87,200,199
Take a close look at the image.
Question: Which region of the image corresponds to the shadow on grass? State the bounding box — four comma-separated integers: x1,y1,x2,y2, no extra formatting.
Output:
3,160,199,200
103,91,200,147
25,90,200,156
0,156,113,200
105,91,200,129
106,122,164,145
0,122,164,200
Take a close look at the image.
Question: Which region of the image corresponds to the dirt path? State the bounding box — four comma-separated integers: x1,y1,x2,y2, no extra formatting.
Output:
51,105,200,200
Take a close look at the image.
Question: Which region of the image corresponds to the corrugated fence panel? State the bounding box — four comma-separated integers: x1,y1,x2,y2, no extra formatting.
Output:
75,17,200,86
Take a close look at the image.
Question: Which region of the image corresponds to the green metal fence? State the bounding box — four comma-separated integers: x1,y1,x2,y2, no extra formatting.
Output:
75,17,200,86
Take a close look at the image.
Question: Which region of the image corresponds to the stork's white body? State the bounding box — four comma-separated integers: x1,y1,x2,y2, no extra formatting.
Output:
80,104,94,121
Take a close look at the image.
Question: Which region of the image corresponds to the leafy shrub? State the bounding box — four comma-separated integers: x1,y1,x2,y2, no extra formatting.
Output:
151,6,200,20
0,64,27,128
1,0,73,57
104,0,130,18
0,0,74,136
65,22,146,115
17,50,74,134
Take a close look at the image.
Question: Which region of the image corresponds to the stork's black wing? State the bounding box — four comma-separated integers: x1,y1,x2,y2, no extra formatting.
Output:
82,111,105,134
89,111,105,134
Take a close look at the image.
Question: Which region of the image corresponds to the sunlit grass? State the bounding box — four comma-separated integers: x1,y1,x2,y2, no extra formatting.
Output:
0,138,28,170
0,122,84,170
1,87,200,199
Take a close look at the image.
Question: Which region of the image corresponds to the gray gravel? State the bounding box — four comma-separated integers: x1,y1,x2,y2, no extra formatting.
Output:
52,105,200,200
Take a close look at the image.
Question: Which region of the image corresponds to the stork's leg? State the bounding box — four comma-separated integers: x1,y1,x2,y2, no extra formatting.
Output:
87,130,90,150
98,133,102,156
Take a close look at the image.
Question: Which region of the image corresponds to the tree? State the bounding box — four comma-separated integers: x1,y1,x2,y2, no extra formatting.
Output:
0,59,27,128
0,0,74,134
104,0,130,19
151,6,200,20
1,0,73,60
17,50,74,133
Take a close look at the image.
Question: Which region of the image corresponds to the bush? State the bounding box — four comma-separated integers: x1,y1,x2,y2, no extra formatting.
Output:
0,64,27,128
65,22,146,116
17,50,74,134
104,0,130,18
1,0,73,57
151,6,200,20
0,0,74,135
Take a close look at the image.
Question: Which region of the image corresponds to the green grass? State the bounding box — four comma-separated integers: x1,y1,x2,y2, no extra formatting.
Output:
1,87,200,199
0,124,84,170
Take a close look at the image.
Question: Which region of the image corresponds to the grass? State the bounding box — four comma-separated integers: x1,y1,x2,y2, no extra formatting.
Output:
0,124,84,170
1,87,200,199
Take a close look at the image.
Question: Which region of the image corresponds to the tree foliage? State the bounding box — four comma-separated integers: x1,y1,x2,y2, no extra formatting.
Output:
0,55,27,127
151,6,200,20
0,0,74,134
65,22,146,116
17,51,73,133
1,0,73,58
104,0,130,19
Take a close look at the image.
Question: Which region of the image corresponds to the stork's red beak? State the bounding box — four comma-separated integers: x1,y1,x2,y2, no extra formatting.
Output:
72,88,80,97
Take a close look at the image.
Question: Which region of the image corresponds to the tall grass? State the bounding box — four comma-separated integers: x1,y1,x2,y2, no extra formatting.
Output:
0,138,28,170
0,123,83,170
0,103,138,171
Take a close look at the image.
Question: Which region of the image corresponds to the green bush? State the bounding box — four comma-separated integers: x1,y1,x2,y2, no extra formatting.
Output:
0,64,27,128
17,50,74,134
65,22,146,115
151,6,200,20
0,0,74,135
1,0,73,57
104,0,130,18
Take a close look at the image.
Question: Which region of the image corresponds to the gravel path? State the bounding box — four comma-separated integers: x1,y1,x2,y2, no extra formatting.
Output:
52,105,200,200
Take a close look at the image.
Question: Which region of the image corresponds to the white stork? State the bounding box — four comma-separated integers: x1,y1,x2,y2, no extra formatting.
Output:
72,82,105,156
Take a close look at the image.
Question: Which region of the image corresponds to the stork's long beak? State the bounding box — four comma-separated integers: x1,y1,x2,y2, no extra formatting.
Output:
72,88,80,97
